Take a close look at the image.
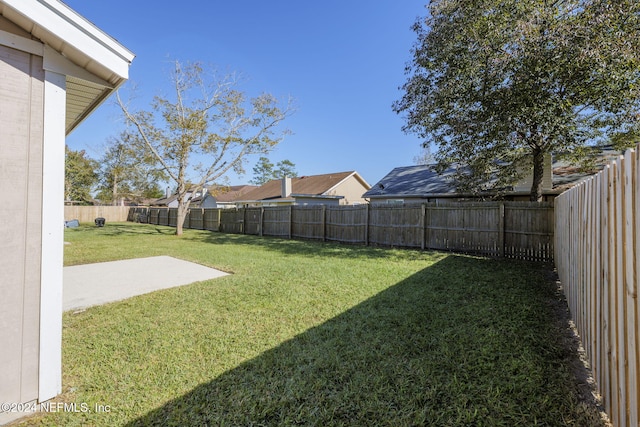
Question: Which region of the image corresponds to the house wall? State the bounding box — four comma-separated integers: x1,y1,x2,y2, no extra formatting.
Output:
325,175,369,205
0,14,30,38
513,153,553,192
201,196,218,208
0,43,44,412
293,197,341,206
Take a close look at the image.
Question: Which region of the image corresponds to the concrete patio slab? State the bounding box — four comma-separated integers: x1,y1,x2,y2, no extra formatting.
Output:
63,256,229,311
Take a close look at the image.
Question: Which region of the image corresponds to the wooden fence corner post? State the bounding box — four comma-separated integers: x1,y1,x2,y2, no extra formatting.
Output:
499,202,505,258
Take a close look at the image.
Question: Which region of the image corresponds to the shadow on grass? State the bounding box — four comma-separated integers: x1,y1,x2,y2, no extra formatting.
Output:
125,256,595,427
199,231,404,260
66,223,176,236
89,222,429,261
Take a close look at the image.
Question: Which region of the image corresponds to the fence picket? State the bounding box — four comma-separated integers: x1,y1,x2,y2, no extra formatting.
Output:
128,202,554,262
555,146,640,427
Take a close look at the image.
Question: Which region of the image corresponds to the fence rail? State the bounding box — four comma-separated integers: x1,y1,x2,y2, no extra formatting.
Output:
131,202,554,262
555,148,639,427
64,205,131,223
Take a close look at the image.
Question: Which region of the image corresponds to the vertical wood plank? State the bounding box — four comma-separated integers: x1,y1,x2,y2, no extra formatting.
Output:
609,161,621,427
498,202,505,258
601,166,612,415
420,204,426,251
623,150,638,427
364,204,369,246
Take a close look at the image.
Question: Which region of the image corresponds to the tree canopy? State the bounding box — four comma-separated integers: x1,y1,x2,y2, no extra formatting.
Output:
65,146,98,205
118,60,294,235
95,132,167,205
250,157,298,185
394,0,640,200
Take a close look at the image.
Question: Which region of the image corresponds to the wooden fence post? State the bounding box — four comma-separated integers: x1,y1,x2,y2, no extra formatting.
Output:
289,205,293,239
321,205,326,242
259,207,264,237
421,204,426,251
498,202,505,258
364,204,369,246
242,207,246,234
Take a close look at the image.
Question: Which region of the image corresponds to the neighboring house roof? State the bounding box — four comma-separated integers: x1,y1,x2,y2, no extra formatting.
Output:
552,145,629,191
365,146,628,200
237,171,369,203
152,185,258,206
150,194,179,207
0,0,135,133
208,185,258,203
363,165,464,199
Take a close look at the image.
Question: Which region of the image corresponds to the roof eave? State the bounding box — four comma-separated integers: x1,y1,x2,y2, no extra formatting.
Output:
292,193,344,199
366,189,560,199
323,171,371,195
0,0,134,133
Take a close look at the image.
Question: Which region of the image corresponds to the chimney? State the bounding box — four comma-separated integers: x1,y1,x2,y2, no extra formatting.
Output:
281,176,292,198
166,187,171,198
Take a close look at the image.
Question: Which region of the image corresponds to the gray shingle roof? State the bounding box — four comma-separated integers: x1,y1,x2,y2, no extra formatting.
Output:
237,172,363,201
363,165,461,198
365,145,629,199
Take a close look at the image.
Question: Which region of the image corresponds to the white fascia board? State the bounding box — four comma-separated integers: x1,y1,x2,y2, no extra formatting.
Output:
44,45,112,88
351,171,372,189
2,0,134,78
291,193,344,199
323,172,371,196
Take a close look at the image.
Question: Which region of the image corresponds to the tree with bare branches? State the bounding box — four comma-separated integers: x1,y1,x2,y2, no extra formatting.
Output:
118,61,294,235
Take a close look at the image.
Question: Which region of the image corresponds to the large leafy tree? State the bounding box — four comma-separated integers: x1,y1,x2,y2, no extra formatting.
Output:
118,61,294,235
65,146,99,205
250,156,298,185
394,0,640,201
95,132,167,205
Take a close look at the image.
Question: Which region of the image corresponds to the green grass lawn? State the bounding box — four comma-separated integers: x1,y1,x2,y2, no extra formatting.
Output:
22,223,602,426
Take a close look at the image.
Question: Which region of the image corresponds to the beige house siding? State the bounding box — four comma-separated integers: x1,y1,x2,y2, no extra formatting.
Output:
0,14,30,37
325,175,368,205
513,153,553,192
0,44,44,406
292,196,341,206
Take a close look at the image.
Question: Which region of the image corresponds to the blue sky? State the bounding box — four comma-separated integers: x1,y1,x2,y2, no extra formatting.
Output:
63,0,427,186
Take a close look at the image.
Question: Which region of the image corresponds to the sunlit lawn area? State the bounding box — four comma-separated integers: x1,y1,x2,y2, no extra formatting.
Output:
21,223,602,426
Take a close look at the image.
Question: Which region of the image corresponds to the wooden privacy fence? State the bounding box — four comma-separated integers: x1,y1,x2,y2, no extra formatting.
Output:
555,148,639,427
64,205,131,223
133,202,554,262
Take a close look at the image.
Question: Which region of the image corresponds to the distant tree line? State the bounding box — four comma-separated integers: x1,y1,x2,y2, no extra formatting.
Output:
64,147,298,205
64,142,165,206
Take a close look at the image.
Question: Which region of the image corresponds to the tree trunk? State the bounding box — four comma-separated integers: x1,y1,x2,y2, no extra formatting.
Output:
530,147,545,202
175,204,186,236
112,172,119,206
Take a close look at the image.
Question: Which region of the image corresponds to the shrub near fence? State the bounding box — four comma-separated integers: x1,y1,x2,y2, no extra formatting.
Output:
136,202,554,262
555,148,639,427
